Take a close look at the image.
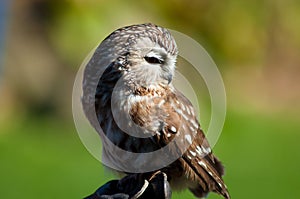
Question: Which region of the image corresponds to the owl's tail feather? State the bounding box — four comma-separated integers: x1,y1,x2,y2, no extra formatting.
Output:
184,154,230,199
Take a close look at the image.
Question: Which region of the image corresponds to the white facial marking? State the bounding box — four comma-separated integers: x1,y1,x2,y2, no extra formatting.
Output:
146,51,163,60
167,133,172,137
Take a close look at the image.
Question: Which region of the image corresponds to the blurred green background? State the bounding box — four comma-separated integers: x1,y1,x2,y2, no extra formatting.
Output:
1,0,300,198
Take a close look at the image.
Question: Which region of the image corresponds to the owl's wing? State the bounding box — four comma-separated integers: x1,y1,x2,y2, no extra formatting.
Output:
130,88,230,198
167,90,230,199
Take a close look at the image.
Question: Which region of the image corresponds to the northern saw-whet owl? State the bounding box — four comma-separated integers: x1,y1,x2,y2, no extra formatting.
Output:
82,23,230,198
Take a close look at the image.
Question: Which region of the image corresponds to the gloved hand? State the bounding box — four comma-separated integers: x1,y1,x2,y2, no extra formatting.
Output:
84,171,171,199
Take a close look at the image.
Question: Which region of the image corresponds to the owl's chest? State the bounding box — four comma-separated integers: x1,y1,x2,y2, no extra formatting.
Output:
111,91,166,134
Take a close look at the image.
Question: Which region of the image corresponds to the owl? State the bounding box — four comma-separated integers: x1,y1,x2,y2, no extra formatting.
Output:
82,23,230,198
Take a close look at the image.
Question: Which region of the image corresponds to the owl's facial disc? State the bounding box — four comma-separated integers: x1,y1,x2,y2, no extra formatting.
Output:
125,38,176,87
143,49,175,84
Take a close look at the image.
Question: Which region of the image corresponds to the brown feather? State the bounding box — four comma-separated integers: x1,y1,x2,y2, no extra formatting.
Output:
128,86,230,198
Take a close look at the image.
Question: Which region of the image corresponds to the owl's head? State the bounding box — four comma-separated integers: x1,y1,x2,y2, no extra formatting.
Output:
99,23,178,88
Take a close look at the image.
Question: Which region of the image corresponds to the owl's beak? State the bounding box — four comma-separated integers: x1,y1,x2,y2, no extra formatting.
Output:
167,74,173,84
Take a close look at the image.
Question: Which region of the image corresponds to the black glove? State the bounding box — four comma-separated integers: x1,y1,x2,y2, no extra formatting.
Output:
84,171,171,199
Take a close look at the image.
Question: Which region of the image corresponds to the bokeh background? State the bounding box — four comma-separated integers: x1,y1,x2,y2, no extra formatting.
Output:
1,0,300,198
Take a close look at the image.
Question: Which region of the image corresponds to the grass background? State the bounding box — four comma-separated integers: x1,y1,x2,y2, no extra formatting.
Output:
1,111,299,198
